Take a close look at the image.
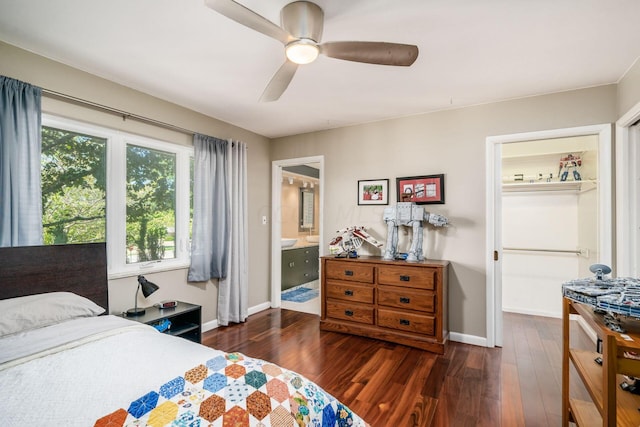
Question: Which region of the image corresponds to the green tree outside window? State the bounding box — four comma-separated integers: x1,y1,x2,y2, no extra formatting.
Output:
41,126,106,244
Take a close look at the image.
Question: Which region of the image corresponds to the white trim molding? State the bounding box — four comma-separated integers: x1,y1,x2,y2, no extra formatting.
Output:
202,319,218,333
485,124,612,348
615,101,640,277
202,301,273,332
449,332,487,347
271,156,324,310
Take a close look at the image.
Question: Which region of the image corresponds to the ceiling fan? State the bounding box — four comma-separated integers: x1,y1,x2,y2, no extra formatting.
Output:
204,0,419,102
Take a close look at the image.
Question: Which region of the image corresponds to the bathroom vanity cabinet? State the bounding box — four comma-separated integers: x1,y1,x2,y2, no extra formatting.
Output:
281,245,319,290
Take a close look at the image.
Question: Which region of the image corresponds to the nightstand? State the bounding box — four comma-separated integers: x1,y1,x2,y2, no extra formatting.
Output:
127,301,202,344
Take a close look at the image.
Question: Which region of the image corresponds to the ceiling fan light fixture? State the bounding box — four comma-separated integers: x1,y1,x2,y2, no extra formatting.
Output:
285,39,319,65
204,0,419,100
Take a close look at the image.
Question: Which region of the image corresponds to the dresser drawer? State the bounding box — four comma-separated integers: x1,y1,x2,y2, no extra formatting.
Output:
325,260,374,283
377,308,435,335
378,265,437,290
321,256,448,353
326,281,374,304
326,301,374,325
377,286,435,313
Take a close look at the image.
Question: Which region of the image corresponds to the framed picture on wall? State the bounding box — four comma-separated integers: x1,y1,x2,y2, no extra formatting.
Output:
396,174,445,204
357,179,389,205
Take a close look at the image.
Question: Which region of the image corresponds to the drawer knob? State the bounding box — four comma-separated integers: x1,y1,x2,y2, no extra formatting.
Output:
399,297,410,304
399,319,410,326
344,270,354,276
345,310,354,317
289,262,295,268
400,275,410,282
344,290,354,296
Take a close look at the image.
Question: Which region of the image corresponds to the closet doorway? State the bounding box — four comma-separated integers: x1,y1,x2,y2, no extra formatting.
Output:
501,136,599,318
271,156,324,315
485,125,612,347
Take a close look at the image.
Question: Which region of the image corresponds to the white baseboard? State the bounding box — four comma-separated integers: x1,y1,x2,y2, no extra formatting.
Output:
202,319,218,332
503,306,562,319
449,331,488,347
201,301,272,333
249,301,271,316
574,314,597,343
450,312,595,349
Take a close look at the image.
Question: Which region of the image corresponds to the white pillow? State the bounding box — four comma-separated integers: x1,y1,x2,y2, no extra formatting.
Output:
0,292,105,337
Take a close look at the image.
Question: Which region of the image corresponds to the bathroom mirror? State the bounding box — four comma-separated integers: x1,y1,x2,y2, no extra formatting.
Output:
299,188,314,231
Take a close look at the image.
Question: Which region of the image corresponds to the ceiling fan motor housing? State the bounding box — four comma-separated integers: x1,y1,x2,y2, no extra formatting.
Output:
281,1,324,42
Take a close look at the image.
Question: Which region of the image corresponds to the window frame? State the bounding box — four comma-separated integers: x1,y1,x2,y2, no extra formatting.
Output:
42,115,194,278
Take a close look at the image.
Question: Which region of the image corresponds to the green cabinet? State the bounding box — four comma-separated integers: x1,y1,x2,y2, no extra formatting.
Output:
282,245,319,291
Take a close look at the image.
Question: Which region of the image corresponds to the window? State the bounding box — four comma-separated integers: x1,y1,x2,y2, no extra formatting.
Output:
126,144,176,263
42,115,193,276
41,126,107,244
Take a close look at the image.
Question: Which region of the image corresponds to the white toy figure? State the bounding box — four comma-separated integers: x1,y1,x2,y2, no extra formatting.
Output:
383,202,449,262
329,226,383,257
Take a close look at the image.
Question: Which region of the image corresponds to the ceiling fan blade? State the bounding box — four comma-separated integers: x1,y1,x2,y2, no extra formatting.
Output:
204,0,292,44
260,61,299,102
320,41,419,66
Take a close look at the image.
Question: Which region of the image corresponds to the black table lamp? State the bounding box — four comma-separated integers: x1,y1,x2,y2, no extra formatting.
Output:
126,275,159,317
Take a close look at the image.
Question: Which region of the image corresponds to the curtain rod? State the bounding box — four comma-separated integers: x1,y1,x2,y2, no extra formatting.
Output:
42,88,196,136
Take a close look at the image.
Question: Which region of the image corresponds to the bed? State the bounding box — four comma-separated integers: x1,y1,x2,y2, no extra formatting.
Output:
0,243,369,427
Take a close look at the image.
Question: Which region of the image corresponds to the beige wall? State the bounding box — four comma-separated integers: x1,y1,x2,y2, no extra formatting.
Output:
0,41,272,325
4,36,640,341
271,85,618,339
281,183,299,237
618,58,640,116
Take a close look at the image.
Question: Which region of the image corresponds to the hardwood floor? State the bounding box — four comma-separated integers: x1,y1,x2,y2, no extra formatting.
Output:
202,309,593,426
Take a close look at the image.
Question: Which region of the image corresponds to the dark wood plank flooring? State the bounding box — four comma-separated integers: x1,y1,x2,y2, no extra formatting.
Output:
202,309,593,426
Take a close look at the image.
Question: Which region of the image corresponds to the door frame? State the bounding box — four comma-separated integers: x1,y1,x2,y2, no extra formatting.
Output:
271,155,324,309
485,124,612,347
615,101,640,277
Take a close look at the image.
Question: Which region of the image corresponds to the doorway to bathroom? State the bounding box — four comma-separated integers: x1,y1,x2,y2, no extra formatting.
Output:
271,156,324,315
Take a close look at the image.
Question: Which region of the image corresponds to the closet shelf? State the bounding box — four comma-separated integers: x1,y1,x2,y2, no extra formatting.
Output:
502,150,588,161
502,180,596,193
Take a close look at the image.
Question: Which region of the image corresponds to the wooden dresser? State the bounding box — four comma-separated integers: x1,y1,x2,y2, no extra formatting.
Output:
320,256,449,354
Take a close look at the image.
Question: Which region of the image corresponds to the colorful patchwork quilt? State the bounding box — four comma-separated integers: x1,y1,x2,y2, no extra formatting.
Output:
95,352,369,427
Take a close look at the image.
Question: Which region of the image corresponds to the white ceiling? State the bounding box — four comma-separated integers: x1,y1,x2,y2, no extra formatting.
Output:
1,0,639,138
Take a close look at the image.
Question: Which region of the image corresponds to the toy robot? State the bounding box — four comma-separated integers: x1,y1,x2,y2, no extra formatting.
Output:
383,202,449,262
559,153,582,181
329,226,383,258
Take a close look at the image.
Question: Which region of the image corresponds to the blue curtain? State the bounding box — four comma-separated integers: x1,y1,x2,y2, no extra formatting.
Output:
188,134,229,280
0,76,43,247
218,140,248,325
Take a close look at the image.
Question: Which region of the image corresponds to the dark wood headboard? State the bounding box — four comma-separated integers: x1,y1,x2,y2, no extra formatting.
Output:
0,242,109,311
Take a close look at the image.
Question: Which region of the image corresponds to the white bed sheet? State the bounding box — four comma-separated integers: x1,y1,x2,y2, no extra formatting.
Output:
0,315,224,426
0,315,146,367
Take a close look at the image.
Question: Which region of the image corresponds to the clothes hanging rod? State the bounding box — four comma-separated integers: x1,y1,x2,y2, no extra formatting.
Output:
42,88,195,136
503,247,585,255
